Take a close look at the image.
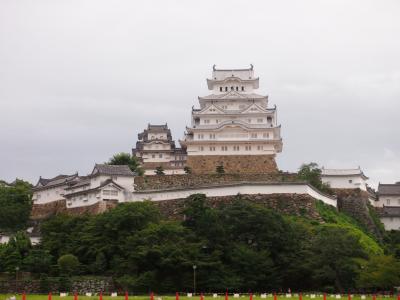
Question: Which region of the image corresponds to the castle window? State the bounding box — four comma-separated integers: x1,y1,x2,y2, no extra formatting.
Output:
236,86,239,91
241,86,244,91
247,119,252,123
245,145,252,151
209,146,215,151
251,133,257,138
209,133,215,139
231,86,234,91
197,134,204,139
220,87,223,92
348,179,352,183
257,145,263,150
199,146,204,151
221,146,228,151
159,154,162,158
257,118,263,123
387,199,391,205
225,87,228,92
233,145,240,151
204,119,210,124
263,133,270,139
216,119,219,123
267,116,273,123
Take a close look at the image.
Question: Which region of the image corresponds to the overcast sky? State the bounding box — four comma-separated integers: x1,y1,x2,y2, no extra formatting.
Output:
1,0,399,188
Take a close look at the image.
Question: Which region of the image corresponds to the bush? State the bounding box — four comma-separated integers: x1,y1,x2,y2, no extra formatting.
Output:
58,254,80,275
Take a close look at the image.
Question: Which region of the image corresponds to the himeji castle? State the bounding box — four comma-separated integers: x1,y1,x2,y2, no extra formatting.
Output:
180,65,283,174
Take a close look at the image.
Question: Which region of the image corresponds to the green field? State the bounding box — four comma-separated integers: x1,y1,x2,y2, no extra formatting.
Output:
0,295,397,300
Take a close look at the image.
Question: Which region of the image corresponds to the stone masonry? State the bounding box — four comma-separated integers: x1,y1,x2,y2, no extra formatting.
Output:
186,154,278,174
135,172,298,191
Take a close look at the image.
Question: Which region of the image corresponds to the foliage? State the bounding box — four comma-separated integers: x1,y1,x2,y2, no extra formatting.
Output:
383,230,400,258
183,166,192,174
0,179,32,231
298,163,333,195
315,201,383,256
308,225,368,291
58,254,80,275
357,255,400,290
367,203,386,236
216,164,225,174
0,231,32,272
107,152,143,175
1,195,398,292
155,166,165,176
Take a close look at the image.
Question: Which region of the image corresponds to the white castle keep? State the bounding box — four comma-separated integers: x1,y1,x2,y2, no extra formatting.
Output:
180,65,282,174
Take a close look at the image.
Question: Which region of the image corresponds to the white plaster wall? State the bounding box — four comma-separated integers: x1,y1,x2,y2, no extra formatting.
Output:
143,143,171,150
381,217,400,231
376,195,400,207
66,176,135,208
33,185,66,204
321,175,367,191
187,143,276,155
142,153,172,163
128,183,337,207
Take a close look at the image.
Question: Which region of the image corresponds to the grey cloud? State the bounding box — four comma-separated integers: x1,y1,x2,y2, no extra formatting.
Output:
0,0,399,188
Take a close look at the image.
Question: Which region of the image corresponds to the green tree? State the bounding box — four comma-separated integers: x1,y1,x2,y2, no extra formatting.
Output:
216,164,225,174
357,255,400,290
0,231,31,272
23,249,53,274
0,179,32,231
155,166,165,176
183,166,192,174
309,225,368,291
107,152,143,175
298,163,333,195
58,254,80,275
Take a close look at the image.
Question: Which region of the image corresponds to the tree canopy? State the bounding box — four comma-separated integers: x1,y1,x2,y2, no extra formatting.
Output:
298,163,333,195
107,152,143,175
0,194,398,292
0,179,32,232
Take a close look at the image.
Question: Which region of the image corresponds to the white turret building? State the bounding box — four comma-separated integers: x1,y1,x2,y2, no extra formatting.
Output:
180,65,282,174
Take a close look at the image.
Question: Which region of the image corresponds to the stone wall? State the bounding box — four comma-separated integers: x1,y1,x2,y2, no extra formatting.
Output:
135,172,299,191
334,188,383,240
186,154,278,174
154,193,324,222
30,200,67,220
30,200,118,220
0,277,114,294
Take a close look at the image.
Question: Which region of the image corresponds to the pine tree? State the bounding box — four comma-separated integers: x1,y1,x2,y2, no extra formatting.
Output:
155,166,165,175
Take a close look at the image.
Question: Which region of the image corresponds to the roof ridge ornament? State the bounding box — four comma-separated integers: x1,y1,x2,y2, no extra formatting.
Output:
213,64,216,71
250,64,254,70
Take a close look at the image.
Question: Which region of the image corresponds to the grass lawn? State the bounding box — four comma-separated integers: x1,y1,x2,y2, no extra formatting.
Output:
0,295,398,300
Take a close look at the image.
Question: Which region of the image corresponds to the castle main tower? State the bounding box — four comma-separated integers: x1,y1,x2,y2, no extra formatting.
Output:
180,65,282,174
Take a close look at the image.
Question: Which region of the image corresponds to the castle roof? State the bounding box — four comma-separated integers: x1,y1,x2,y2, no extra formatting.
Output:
92,164,135,177
380,206,400,217
207,65,259,89
199,91,267,101
321,167,368,180
33,173,79,190
378,183,400,195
